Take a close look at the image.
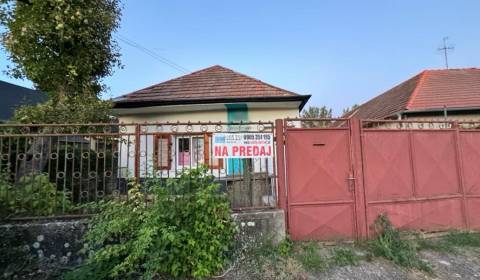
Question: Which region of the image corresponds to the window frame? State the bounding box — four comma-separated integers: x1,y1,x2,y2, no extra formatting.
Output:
153,133,172,170
154,132,223,170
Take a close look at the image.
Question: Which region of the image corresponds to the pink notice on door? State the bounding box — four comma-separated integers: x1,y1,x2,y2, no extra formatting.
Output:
178,152,190,166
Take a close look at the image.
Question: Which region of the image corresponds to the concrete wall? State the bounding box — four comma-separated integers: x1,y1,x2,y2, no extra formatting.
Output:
0,219,88,278
233,209,286,244
0,210,286,277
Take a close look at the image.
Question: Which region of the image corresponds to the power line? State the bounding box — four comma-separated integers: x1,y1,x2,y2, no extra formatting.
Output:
116,34,190,74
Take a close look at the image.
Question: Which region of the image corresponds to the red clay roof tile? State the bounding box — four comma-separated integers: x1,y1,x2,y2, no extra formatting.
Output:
113,65,309,108
349,68,480,119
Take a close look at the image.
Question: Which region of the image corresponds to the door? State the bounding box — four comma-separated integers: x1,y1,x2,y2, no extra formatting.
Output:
285,128,357,240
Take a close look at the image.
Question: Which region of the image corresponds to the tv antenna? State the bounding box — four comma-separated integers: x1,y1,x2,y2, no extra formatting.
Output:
438,37,454,69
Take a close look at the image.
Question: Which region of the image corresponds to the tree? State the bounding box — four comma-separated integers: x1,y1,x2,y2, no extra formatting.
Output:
300,106,333,128
0,0,122,123
342,104,360,117
301,106,333,119
0,0,122,178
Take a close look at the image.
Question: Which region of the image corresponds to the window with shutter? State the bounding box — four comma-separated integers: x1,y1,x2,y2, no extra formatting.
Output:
155,133,223,171
154,134,171,170
204,134,223,169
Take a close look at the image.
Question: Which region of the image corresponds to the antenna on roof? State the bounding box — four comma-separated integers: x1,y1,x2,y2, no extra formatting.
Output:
437,37,454,69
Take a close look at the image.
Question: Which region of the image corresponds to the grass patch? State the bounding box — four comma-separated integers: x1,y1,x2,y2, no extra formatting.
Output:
294,241,328,272
368,214,432,273
417,237,456,253
237,238,306,280
444,231,480,247
418,231,480,253
292,241,361,272
238,222,480,278
239,238,360,278
329,247,360,267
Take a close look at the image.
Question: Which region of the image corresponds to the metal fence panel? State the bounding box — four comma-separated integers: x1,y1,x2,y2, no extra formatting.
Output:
0,121,277,218
282,119,480,240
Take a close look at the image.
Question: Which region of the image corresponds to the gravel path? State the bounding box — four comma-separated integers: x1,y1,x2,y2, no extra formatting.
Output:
310,247,480,280
223,247,480,280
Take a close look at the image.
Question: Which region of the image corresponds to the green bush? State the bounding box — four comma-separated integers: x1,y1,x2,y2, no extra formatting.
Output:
277,237,294,257
369,214,431,272
0,173,71,218
67,166,237,279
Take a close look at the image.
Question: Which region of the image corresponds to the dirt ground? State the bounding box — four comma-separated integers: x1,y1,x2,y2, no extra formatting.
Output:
315,248,480,280
223,247,480,280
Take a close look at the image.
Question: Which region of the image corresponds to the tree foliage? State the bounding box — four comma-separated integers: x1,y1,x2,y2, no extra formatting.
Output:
300,106,333,128
66,166,237,279
12,95,113,123
0,0,122,123
342,104,359,117
301,106,333,119
0,173,71,219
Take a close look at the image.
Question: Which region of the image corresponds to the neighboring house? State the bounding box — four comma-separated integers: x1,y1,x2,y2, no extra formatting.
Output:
0,80,46,123
112,65,310,178
348,68,480,122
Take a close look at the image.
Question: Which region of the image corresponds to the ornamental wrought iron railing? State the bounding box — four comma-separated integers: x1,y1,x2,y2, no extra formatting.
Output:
0,121,277,218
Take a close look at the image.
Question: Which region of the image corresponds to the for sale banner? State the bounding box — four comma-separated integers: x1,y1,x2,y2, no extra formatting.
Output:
212,133,274,158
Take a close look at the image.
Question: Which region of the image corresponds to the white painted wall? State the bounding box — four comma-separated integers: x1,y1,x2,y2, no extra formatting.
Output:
114,103,300,178
117,107,300,124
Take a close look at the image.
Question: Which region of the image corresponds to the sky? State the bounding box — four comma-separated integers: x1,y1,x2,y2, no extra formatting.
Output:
1,0,480,116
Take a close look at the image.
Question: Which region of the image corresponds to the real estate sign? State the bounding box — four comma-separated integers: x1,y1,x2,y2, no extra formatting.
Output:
212,133,273,158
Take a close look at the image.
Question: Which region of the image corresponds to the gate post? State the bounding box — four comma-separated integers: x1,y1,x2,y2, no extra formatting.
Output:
350,118,368,239
452,121,469,229
275,119,288,217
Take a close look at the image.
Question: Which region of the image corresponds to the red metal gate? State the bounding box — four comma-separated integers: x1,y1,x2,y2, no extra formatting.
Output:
276,118,480,241
283,119,358,240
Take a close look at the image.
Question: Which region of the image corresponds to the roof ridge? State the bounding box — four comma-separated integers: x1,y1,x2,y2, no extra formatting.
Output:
423,67,480,72
115,66,224,99
116,65,303,100
219,66,302,96
406,70,428,109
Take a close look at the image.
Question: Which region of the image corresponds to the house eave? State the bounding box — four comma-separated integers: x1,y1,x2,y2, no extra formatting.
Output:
113,95,311,111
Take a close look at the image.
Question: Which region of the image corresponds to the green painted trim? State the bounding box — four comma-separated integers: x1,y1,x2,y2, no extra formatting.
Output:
225,103,248,175
225,103,248,122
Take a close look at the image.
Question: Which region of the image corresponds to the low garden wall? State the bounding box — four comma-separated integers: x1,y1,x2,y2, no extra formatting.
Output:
0,209,285,278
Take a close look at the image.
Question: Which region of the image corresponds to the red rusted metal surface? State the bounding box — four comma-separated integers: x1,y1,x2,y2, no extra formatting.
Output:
282,118,480,240
284,119,356,241
275,119,288,215
349,119,368,239
361,126,468,235
459,130,480,230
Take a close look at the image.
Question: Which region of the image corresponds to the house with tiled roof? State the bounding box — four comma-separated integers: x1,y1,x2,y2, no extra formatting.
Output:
112,65,309,185
113,65,309,122
348,68,480,121
0,80,46,123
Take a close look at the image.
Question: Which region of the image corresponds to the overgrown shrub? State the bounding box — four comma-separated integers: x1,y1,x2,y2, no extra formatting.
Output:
0,173,71,218
369,214,431,272
66,166,237,279
278,237,294,257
